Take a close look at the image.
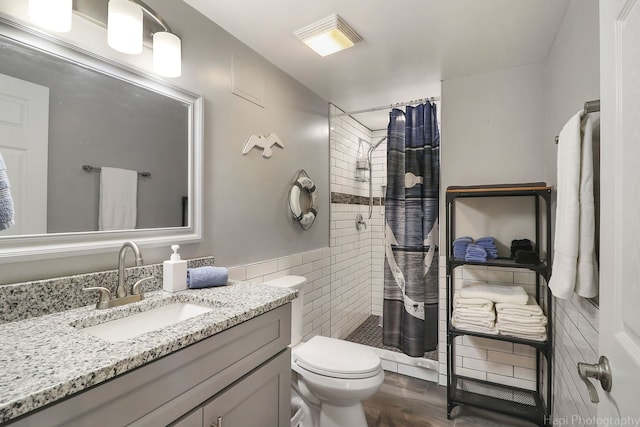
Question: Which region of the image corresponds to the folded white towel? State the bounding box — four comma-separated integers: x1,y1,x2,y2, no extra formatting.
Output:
460,283,529,305
497,322,547,334
497,314,547,326
453,315,495,328
498,331,547,342
99,167,138,231
453,307,496,320
495,296,544,316
454,296,494,312
452,318,498,335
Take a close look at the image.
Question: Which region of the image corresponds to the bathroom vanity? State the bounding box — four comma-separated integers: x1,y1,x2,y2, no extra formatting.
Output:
0,283,295,426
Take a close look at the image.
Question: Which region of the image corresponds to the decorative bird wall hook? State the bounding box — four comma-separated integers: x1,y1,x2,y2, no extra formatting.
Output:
242,132,284,158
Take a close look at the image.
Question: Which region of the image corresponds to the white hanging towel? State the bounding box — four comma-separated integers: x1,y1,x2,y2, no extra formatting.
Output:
99,167,137,231
575,114,599,298
549,111,599,299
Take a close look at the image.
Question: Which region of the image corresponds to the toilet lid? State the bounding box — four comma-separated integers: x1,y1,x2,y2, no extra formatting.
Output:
292,336,381,379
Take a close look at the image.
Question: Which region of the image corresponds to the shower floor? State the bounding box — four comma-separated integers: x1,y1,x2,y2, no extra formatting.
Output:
345,315,438,361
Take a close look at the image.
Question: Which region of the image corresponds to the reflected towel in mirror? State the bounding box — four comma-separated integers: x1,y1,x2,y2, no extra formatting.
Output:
99,167,137,231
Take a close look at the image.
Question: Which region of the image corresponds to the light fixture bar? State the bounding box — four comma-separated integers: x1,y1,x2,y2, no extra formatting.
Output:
129,0,171,33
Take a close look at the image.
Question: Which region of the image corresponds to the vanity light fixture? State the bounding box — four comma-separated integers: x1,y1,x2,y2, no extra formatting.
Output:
28,0,72,33
110,0,183,77
30,0,182,78
294,14,362,57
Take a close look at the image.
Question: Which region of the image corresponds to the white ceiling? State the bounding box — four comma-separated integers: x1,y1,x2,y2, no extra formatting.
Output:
185,0,570,130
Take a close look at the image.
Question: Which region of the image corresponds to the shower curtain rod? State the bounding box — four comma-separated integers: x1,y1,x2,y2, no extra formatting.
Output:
332,96,441,117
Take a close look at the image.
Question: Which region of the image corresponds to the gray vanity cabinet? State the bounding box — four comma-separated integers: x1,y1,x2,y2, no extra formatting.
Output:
172,349,290,427
8,304,292,427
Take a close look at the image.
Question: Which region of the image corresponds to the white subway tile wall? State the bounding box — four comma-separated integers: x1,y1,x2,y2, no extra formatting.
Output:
228,247,332,340
330,107,375,338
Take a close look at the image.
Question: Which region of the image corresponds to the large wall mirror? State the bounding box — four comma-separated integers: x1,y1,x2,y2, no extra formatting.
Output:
0,18,203,262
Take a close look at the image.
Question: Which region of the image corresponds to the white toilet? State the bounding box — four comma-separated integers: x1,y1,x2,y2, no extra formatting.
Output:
264,275,384,427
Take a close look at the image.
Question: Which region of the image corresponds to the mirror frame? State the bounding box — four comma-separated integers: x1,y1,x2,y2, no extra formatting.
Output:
0,17,203,263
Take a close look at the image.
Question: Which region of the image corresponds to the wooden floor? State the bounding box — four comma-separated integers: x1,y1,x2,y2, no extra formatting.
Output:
363,372,537,427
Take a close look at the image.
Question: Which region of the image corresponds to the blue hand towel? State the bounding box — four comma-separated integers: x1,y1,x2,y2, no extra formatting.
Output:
187,266,229,289
0,153,15,231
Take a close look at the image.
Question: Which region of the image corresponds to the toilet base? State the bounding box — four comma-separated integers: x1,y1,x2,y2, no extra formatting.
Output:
319,402,367,427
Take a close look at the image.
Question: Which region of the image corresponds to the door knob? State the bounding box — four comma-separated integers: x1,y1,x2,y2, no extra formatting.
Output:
577,356,612,403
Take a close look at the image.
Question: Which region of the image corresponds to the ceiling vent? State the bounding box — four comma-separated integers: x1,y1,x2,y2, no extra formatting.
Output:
294,14,362,57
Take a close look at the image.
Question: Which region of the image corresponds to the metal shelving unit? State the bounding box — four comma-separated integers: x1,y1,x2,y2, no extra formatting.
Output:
445,183,552,426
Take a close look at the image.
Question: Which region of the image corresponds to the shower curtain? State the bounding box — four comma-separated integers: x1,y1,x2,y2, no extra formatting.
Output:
383,102,440,357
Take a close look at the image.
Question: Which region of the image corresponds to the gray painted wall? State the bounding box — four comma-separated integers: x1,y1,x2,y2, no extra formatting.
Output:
0,0,329,283
440,63,547,251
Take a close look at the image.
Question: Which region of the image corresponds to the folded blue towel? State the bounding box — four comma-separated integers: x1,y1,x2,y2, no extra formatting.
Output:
465,254,487,262
476,241,496,248
453,236,473,245
476,236,495,244
187,266,229,289
0,154,15,231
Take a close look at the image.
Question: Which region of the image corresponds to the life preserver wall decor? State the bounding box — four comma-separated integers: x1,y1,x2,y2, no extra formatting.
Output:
289,170,318,230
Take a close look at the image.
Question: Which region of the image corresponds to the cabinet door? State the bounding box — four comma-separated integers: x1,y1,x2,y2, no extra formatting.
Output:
170,408,203,427
203,350,291,427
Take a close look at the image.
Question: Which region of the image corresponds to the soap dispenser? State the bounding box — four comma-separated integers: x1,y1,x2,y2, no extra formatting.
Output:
163,245,187,292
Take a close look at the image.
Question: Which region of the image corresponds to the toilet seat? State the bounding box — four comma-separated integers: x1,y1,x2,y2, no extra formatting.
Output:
293,336,381,379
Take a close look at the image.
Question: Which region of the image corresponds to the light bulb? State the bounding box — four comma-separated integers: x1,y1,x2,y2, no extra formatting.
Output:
153,32,182,78
107,0,143,55
28,0,72,33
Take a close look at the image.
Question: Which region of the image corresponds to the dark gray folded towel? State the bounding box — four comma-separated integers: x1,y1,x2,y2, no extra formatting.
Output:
515,250,539,265
0,154,15,231
187,267,229,289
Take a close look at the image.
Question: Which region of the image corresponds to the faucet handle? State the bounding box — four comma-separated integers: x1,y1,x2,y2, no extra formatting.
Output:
83,287,112,309
132,276,154,296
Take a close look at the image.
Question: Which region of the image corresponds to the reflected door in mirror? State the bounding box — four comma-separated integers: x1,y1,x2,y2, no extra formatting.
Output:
0,73,49,236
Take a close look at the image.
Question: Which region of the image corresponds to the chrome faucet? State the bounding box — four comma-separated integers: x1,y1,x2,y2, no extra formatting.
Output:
84,241,154,309
117,241,144,298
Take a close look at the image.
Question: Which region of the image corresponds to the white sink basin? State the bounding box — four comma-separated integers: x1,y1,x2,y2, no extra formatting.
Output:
79,302,214,342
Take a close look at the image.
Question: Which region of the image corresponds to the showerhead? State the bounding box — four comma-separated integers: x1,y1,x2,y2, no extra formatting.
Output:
367,136,387,156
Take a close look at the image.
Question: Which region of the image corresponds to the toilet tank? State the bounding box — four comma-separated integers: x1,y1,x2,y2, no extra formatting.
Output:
262,275,306,346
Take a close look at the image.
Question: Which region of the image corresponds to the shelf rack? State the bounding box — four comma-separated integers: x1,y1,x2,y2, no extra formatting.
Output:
445,183,552,426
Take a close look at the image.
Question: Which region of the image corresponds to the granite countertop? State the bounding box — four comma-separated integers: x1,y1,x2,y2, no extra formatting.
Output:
0,281,296,423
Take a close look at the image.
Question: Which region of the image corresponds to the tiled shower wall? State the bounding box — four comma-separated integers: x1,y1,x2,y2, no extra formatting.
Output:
329,105,375,338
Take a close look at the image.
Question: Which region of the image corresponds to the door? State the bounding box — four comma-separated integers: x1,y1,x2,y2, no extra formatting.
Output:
598,0,640,419
0,73,49,236
203,351,291,427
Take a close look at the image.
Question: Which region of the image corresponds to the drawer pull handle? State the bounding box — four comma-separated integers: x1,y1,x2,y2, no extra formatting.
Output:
212,416,222,427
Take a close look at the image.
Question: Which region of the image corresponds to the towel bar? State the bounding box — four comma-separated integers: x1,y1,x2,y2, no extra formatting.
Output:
82,165,151,177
